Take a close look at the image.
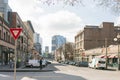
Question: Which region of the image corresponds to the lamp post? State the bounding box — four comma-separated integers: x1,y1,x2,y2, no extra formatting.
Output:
114,34,120,70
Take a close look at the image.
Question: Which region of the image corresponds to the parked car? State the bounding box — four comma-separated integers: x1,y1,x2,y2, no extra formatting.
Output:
88,58,106,69
68,61,76,65
76,61,88,67
46,61,51,64
64,61,69,64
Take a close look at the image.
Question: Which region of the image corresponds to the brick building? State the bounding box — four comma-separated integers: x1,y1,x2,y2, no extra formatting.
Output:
74,22,120,62
8,12,29,66
0,15,15,65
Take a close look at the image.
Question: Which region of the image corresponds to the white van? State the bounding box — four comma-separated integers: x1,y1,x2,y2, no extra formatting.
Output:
26,59,47,67
88,57,106,69
27,59,39,67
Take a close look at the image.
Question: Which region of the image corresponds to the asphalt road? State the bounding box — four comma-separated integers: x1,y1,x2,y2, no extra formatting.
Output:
0,61,120,80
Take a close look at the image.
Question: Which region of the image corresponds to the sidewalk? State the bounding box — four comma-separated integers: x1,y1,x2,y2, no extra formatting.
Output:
0,62,56,72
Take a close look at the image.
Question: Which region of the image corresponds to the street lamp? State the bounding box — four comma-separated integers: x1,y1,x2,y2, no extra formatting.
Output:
114,34,120,70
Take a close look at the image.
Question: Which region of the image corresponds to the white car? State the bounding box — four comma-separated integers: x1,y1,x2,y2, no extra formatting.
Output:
89,58,106,69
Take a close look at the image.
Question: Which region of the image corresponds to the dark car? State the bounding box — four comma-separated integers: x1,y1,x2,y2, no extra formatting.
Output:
76,61,88,67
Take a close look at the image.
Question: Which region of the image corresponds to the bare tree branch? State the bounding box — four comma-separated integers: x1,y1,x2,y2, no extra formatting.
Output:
38,0,83,6
95,0,120,14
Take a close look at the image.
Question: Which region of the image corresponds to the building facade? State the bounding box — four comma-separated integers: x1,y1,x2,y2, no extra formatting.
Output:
51,35,66,52
0,1,36,67
34,33,42,55
8,12,29,66
0,0,12,22
0,15,15,65
24,21,35,59
74,22,119,62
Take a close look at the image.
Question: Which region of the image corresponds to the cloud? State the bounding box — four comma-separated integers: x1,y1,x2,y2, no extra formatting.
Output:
116,16,120,26
8,0,83,50
9,0,44,20
36,10,82,33
32,10,83,47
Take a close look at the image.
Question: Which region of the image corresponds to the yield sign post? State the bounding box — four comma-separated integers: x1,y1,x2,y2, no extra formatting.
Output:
10,28,22,80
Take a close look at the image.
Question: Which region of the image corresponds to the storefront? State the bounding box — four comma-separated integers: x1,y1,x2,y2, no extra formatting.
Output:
0,45,14,65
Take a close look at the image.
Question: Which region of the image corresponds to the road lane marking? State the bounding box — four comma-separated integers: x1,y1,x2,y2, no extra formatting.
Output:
20,76,62,78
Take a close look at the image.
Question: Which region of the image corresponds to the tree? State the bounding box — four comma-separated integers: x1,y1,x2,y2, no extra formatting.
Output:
38,0,82,6
39,0,120,14
95,0,120,14
63,42,75,61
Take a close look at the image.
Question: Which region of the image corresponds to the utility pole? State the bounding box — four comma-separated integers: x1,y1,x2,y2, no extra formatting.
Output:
105,38,108,69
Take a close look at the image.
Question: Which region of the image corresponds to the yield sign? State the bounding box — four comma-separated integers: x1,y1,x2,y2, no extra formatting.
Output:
10,28,22,40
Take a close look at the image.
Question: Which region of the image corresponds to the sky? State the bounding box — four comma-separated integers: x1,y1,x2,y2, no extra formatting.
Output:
8,0,119,52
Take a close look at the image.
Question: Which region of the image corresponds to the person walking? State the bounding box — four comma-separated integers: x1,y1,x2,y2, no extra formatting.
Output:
39,58,42,70
9,59,14,68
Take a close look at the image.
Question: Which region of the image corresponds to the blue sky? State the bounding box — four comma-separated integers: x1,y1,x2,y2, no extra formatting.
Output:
9,0,119,51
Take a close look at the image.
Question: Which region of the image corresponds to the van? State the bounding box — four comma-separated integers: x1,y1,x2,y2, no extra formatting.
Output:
26,59,47,67
88,57,106,69
26,59,39,67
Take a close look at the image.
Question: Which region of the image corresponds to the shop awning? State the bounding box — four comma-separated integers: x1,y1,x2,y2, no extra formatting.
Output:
109,54,117,58
96,55,110,58
96,55,105,58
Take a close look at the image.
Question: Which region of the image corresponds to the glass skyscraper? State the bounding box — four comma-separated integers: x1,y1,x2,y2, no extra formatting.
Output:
51,35,66,52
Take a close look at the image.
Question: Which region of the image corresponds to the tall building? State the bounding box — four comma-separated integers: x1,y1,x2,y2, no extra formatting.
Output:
34,33,40,43
45,46,49,53
24,21,35,58
0,0,12,22
74,22,120,62
34,33,42,55
51,35,66,52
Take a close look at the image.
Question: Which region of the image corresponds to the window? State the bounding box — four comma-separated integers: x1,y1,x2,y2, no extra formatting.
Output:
8,35,10,43
4,32,6,40
6,32,8,42
0,30,1,39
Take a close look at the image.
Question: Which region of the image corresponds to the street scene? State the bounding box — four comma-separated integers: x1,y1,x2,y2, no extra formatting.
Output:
1,0,120,80
0,61,120,80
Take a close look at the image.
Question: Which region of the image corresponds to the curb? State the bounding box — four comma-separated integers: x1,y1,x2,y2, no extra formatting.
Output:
0,69,54,72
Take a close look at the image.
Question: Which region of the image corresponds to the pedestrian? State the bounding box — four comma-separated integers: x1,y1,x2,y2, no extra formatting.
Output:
9,59,14,68
39,58,42,70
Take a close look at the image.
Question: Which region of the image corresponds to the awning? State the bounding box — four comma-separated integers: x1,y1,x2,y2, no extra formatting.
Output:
109,54,117,58
96,55,110,58
96,55,105,58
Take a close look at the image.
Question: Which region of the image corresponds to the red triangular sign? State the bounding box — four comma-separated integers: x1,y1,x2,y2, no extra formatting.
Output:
10,28,22,40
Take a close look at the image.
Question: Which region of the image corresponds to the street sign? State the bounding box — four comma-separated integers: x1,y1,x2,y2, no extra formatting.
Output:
10,28,22,40
10,28,22,80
